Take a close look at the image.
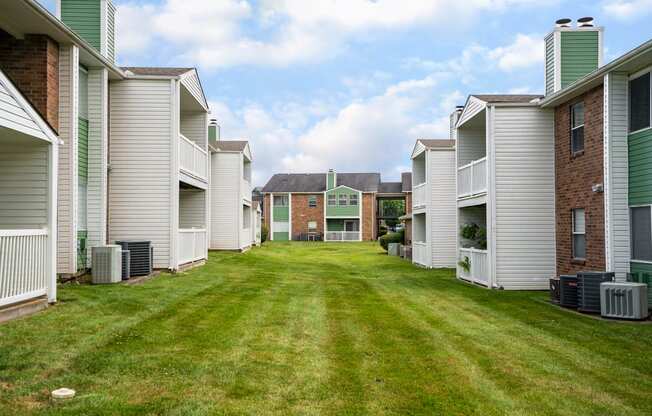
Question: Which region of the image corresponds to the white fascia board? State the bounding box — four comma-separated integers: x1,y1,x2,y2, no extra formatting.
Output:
456,96,487,129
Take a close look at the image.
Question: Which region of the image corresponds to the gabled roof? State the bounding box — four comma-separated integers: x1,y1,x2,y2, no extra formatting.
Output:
262,172,381,193
418,139,456,149
471,94,542,104
121,67,194,77
401,172,412,192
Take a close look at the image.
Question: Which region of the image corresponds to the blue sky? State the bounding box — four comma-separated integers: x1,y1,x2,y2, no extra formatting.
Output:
39,0,652,185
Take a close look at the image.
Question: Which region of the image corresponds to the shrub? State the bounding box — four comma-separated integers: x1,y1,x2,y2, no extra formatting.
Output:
379,229,404,251
261,224,269,243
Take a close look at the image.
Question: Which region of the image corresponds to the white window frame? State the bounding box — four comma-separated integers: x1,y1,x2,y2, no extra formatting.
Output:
628,69,652,135
327,194,337,206
308,195,317,208
349,194,358,206
273,195,288,207
570,102,585,154
338,194,348,206
630,204,652,263
572,208,586,260
308,221,317,231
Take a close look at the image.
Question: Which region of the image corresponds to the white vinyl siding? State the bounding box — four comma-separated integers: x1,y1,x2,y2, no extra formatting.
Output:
457,97,485,127
179,188,206,229
209,152,241,250
0,143,49,229
604,72,630,280
86,68,109,265
492,106,556,290
0,76,50,142
180,112,207,148
181,72,207,110
106,0,116,62
428,149,457,268
108,79,172,269
57,45,79,274
457,127,486,167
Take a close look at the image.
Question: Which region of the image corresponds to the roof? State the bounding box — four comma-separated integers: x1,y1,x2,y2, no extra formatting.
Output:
418,139,456,149
541,38,652,108
401,172,412,192
471,94,542,104
378,182,403,194
262,172,382,193
121,67,194,77
215,140,248,152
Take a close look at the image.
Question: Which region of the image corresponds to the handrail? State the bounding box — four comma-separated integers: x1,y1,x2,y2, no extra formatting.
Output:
179,228,207,233
413,182,427,189
0,228,48,237
458,156,487,172
180,133,207,155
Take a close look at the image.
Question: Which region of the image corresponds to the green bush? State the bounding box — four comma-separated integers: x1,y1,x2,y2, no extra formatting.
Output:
379,229,404,251
261,224,269,244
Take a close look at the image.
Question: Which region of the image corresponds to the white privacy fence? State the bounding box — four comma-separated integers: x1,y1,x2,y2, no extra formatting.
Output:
0,229,49,307
458,248,489,286
178,229,207,265
325,231,360,241
413,183,427,209
179,134,208,181
458,157,487,198
412,241,428,266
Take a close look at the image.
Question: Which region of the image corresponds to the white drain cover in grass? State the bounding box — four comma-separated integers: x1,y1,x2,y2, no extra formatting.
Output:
52,388,75,399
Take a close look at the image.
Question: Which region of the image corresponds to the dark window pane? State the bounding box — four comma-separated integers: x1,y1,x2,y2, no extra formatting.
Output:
572,126,584,153
573,234,586,259
571,102,584,129
632,206,652,261
630,73,650,132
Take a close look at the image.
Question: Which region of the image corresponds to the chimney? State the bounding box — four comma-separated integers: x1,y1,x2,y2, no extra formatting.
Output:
57,0,117,62
327,169,337,190
208,119,220,141
544,17,603,95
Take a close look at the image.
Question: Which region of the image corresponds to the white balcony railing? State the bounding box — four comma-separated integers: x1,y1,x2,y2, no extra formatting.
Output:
458,248,489,286
325,231,360,241
179,134,208,182
458,157,487,199
413,182,427,209
0,229,49,307
412,241,429,266
178,228,207,265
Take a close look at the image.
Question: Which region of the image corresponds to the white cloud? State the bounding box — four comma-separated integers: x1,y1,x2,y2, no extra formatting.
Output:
116,0,555,69
602,0,652,20
488,34,544,71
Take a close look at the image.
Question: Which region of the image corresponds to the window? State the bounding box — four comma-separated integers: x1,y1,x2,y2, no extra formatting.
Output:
629,72,651,133
570,102,584,154
328,194,337,206
339,194,348,206
308,221,317,231
631,206,652,261
273,195,288,207
308,195,317,208
572,209,586,260
349,194,358,206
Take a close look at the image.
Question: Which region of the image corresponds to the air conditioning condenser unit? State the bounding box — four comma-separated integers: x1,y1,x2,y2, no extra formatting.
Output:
600,282,649,320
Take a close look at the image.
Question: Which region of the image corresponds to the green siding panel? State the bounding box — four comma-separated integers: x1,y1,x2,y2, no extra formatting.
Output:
78,118,89,182
325,188,360,217
273,232,289,241
273,206,289,221
628,128,652,205
326,219,344,231
327,172,335,190
629,262,652,308
560,31,599,88
61,0,102,51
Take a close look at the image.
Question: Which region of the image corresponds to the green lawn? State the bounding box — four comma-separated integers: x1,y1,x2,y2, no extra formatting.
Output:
1,242,651,415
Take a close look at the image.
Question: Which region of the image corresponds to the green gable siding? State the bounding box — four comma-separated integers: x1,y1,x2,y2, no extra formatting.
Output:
560,31,599,88
61,0,102,51
78,118,89,181
273,232,289,241
325,188,360,217
545,34,555,95
273,206,289,221
327,172,336,190
629,128,652,205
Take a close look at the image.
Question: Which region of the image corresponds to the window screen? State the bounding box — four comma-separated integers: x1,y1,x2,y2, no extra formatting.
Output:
572,209,586,259
339,194,348,206
571,102,584,154
631,206,652,261
328,194,336,206
629,72,650,132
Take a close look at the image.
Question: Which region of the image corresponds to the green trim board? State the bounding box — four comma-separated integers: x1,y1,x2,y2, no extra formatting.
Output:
273,206,289,221
273,232,289,241
629,128,652,206
325,187,360,217
60,0,102,51
629,262,652,308
560,30,600,88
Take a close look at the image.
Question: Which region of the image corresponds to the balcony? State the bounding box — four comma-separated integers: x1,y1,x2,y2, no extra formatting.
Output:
458,157,487,200
325,231,360,241
0,229,49,307
412,241,428,266
241,177,251,202
413,183,427,210
458,248,489,286
178,228,207,265
179,134,208,184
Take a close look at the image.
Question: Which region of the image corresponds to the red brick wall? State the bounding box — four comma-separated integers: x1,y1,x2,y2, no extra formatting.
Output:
555,85,605,276
0,30,59,131
405,193,412,214
362,193,375,241
291,194,324,238
263,194,271,231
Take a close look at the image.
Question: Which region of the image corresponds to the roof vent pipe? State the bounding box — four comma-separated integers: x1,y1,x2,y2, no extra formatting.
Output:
556,18,572,28
577,17,594,27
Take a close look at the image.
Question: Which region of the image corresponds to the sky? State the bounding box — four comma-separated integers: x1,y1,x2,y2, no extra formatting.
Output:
39,0,652,186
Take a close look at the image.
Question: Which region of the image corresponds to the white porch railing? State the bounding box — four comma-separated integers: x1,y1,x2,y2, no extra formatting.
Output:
0,229,49,307
412,241,428,266
458,248,489,286
458,157,487,198
413,183,427,209
179,134,208,181
178,228,207,265
325,231,360,241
